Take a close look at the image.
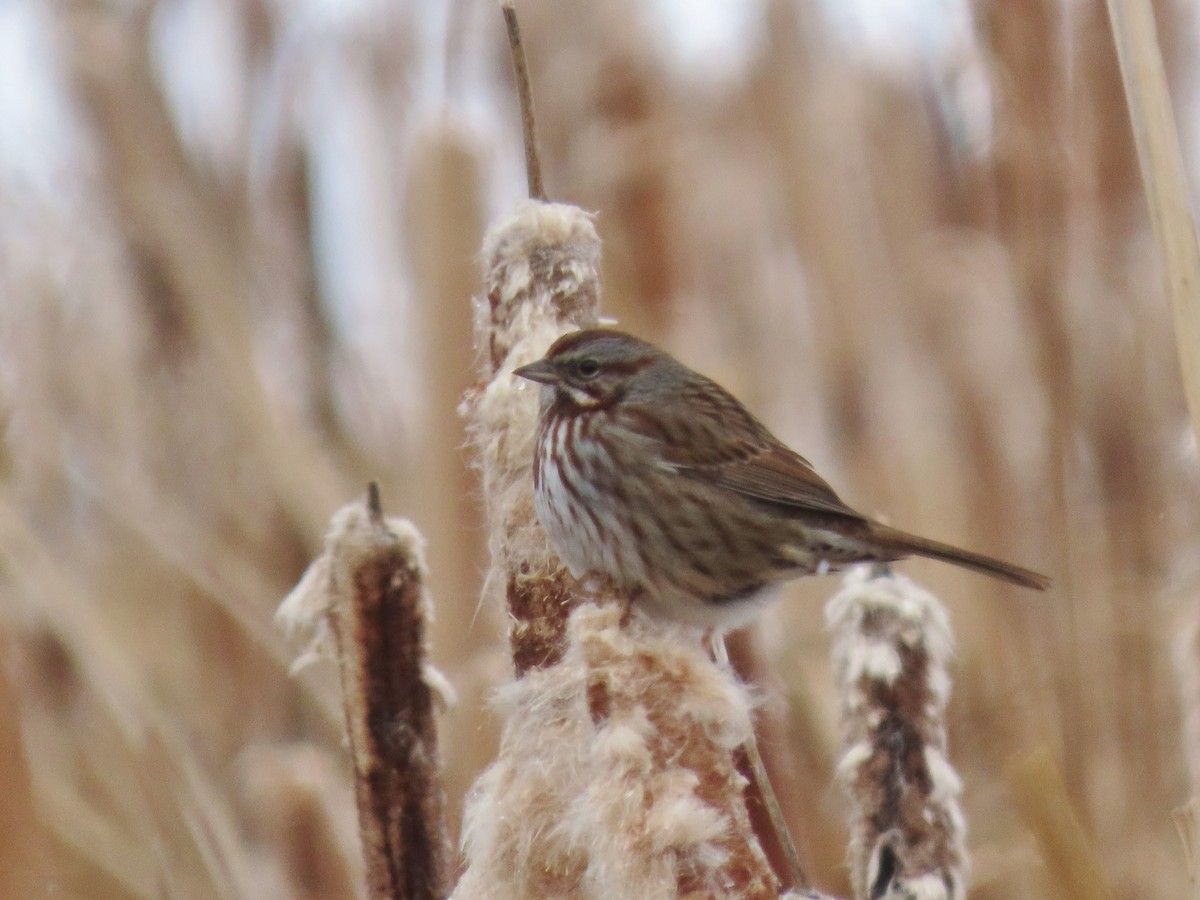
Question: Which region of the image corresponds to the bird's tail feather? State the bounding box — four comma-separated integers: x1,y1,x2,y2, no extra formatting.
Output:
870,524,1050,591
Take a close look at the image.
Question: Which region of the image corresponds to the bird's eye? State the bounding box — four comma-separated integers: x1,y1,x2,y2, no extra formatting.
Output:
576,358,600,379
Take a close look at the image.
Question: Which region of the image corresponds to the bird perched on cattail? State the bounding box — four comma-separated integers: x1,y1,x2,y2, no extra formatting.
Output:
514,329,1049,627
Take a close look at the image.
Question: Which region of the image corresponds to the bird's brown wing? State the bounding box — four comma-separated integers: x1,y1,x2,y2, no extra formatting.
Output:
625,376,866,521
693,441,866,520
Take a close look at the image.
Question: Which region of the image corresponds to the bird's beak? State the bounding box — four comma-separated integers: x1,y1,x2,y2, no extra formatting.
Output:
513,360,559,385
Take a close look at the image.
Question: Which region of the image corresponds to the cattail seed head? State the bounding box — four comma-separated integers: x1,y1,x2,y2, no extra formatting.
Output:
827,569,966,900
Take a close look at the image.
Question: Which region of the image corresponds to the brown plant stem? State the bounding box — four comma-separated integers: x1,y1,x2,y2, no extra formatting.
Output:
502,2,547,201
713,633,810,891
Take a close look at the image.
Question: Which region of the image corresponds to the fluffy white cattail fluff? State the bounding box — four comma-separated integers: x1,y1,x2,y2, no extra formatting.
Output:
452,603,779,899
826,569,967,900
459,200,601,672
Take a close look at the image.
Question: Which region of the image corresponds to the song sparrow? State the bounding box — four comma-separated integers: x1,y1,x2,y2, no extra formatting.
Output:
515,329,1049,627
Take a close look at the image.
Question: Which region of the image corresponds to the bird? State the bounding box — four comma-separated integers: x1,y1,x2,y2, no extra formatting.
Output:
514,329,1049,627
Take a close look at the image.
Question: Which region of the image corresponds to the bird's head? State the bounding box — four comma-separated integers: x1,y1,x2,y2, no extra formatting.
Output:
513,329,661,411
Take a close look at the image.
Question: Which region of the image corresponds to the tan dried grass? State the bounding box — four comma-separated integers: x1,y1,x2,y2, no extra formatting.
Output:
0,1,1196,897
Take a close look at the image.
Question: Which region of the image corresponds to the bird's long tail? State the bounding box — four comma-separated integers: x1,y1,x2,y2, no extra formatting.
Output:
869,524,1050,591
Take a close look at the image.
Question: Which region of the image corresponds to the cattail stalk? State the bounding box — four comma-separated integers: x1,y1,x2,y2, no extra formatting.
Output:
827,569,966,899
278,486,452,900
454,200,799,897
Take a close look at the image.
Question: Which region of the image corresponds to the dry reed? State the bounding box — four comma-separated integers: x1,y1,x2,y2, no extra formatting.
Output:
1105,0,1200,447
0,1,1197,897
1006,747,1114,899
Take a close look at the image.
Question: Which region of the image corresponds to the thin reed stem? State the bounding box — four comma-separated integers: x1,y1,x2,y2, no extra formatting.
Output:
713,633,810,891
502,3,547,201
1105,0,1200,447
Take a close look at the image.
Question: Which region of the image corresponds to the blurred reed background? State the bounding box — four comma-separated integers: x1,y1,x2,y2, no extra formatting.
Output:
1,0,1198,897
